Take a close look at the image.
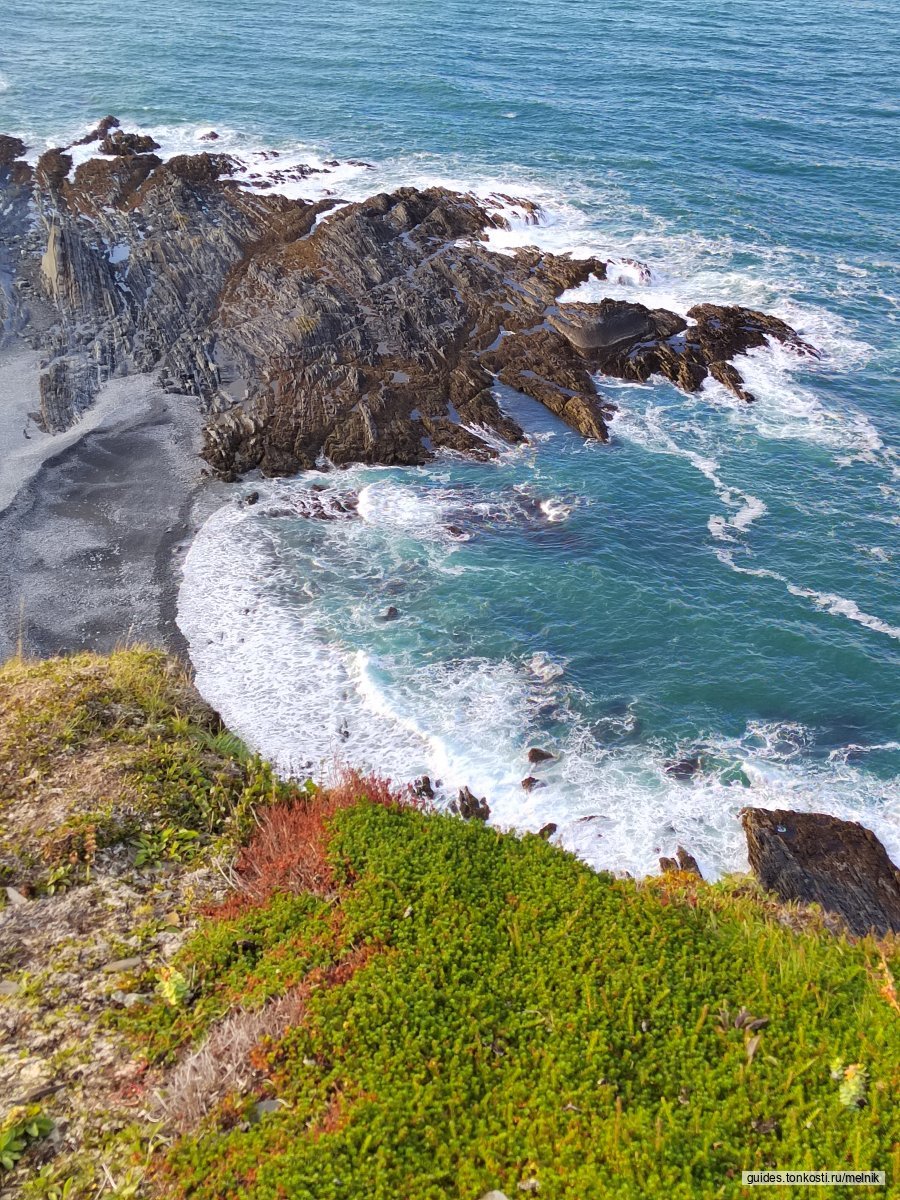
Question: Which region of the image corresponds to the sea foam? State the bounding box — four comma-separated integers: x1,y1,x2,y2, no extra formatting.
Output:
178,467,900,883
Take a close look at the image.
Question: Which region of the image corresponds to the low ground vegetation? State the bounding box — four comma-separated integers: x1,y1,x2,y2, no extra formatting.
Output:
0,651,897,1198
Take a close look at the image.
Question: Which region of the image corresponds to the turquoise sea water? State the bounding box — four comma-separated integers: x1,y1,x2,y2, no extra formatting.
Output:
3,0,898,874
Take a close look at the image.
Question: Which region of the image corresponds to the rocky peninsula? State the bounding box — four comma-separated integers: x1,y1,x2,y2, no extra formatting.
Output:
0,120,817,659
2,119,815,478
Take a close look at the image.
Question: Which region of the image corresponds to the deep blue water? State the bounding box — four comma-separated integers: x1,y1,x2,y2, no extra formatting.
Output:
3,0,898,874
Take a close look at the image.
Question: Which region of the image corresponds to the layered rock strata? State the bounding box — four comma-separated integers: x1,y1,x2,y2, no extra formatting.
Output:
742,807,900,937
0,122,817,477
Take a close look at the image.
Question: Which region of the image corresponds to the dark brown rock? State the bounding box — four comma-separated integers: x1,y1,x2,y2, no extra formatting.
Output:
521,776,539,792
0,135,26,167
71,115,120,146
566,300,818,404
664,756,701,780
688,303,818,365
35,148,73,192
69,153,162,210
199,130,220,142
454,786,490,822
0,118,815,466
527,747,555,765
413,775,435,801
741,808,900,937
99,129,161,157
538,822,558,840
659,846,703,878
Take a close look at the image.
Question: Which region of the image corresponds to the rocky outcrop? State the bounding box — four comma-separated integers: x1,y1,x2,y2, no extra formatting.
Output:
0,119,816,468
453,786,490,821
0,139,35,343
741,808,900,937
659,846,702,877
98,129,160,156
71,115,120,146
0,135,27,167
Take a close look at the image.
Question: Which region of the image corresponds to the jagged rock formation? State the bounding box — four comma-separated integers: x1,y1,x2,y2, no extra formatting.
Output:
659,845,703,878
453,786,491,822
0,122,817,475
741,808,900,937
0,136,35,341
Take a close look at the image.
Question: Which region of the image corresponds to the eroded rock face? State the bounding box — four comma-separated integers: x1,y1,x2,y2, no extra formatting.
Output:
741,808,900,937
0,120,816,468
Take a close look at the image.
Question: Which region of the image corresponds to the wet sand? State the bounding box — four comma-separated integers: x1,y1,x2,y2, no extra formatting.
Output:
0,347,227,661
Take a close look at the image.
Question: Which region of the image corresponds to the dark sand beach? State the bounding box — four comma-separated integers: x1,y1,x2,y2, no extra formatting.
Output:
0,348,224,661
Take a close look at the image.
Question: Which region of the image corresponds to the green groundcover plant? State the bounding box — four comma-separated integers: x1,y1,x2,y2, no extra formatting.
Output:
2,651,897,1198
134,803,899,1199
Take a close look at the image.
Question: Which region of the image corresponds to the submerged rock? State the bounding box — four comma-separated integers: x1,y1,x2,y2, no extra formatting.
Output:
741,808,900,937
664,755,702,780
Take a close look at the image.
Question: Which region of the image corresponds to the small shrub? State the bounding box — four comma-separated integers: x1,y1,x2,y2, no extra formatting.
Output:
157,967,191,1008
133,826,200,867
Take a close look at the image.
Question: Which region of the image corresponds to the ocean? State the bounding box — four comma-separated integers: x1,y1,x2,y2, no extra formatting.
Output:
3,0,898,876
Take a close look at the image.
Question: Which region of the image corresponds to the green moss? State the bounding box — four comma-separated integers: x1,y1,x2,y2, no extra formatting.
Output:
152,805,899,1199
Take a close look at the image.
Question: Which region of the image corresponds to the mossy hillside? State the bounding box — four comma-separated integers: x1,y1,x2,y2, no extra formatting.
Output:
0,649,292,891
154,804,900,1199
2,651,898,1198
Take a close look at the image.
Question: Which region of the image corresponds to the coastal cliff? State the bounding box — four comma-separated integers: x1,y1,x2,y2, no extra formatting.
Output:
0,651,898,1198
1,121,816,480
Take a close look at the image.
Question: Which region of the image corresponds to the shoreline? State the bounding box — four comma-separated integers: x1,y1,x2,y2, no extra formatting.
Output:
0,346,228,662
